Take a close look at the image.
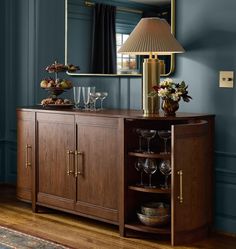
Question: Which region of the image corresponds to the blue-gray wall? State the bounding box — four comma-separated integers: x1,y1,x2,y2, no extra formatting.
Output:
175,0,236,234
1,0,236,235
0,0,6,183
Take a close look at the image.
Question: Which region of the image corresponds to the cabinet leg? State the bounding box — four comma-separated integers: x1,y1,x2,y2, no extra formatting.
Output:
119,226,126,237
32,203,38,213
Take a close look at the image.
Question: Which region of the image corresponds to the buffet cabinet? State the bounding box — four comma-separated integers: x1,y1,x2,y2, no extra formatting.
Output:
17,108,214,246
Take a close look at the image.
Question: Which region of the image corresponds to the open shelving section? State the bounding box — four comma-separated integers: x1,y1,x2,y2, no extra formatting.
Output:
122,115,214,245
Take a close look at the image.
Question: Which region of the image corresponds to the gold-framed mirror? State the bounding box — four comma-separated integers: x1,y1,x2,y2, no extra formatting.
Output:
65,0,175,76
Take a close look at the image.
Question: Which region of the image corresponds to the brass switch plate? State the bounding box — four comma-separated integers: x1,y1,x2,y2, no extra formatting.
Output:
219,71,234,88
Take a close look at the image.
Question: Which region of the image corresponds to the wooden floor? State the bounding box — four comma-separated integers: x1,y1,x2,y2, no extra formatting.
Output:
0,186,236,249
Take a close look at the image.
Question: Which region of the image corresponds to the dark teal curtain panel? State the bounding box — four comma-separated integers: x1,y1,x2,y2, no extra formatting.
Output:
91,3,117,74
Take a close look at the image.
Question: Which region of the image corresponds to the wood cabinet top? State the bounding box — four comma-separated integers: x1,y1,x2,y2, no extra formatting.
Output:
17,107,215,121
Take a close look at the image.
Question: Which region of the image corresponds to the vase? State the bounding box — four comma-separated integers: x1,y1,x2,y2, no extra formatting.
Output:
161,99,179,116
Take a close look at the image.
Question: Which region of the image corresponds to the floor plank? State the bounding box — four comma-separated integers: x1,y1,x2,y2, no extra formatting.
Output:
0,186,236,249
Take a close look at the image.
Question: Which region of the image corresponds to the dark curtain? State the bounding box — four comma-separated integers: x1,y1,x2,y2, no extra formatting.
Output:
91,3,117,74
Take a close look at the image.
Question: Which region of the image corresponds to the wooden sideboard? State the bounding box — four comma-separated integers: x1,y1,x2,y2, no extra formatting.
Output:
17,107,214,246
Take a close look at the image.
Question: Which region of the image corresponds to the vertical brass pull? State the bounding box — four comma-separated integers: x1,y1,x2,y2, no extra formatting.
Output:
25,144,32,168
69,151,75,175
177,170,183,203
66,150,75,175
66,150,70,175
74,151,78,177
77,151,83,176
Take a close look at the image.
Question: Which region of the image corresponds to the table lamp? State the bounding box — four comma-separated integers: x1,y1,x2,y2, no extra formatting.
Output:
118,17,184,114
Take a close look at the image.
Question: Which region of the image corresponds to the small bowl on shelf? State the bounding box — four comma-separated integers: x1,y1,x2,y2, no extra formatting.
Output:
141,202,170,216
45,87,65,96
137,212,170,227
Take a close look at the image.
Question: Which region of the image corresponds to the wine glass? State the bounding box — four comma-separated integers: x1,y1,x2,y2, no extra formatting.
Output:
143,158,157,188
82,87,93,110
159,160,171,189
73,86,81,109
140,129,157,153
135,128,143,152
158,130,171,154
134,158,145,186
89,92,100,111
99,92,108,110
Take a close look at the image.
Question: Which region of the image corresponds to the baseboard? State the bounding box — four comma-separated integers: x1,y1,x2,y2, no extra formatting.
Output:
0,183,16,188
214,230,236,238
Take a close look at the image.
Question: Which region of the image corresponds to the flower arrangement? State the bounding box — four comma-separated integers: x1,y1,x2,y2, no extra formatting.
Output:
150,78,192,102
149,78,192,115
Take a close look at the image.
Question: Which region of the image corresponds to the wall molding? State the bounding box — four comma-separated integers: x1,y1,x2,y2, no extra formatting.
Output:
4,143,17,184
215,168,236,176
4,0,15,138
4,140,17,145
216,213,236,220
214,150,236,185
215,150,236,158
215,216,236,235
28,0,37,106
0,138,16,144
215,149,236,234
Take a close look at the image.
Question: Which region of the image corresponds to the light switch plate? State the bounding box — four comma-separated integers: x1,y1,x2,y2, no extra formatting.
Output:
219,71,234,88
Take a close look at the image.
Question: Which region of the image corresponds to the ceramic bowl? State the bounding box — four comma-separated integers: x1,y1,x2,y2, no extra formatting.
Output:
137,212,170,227
141,202,170,216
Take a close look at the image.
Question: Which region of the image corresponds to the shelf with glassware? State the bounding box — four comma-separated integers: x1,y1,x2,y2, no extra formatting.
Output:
125,126,172,235
122,117,214,246
128,128,172,188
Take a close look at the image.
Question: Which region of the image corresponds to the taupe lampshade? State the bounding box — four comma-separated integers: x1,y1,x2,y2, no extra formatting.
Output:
118,17,184,55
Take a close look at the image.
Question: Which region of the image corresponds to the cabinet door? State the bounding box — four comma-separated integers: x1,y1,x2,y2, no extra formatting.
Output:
37,113,76,210
75,116,121,223
171,120,209,245
17,111,35,202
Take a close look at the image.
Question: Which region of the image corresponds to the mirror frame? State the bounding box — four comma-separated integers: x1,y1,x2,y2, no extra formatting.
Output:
65,0,176,77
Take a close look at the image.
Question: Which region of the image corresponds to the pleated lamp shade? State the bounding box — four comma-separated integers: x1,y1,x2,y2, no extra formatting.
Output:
118,17,184,55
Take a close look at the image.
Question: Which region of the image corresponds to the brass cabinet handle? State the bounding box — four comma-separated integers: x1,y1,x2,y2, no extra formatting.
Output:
66,150,75,175
177,170,183,203
66,150,70,175
75,151,83,177
70,151,75,175
25,144,32,168
74,151,78,177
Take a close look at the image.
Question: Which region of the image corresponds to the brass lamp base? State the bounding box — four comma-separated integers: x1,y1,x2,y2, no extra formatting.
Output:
142,58,160,114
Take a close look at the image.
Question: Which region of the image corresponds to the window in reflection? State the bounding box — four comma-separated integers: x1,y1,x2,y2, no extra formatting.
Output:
116,33,138,74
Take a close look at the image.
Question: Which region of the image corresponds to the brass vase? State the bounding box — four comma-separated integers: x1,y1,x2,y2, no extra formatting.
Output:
161,99,179,116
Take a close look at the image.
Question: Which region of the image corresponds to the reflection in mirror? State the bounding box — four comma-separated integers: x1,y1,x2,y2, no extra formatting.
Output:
65,0,174,76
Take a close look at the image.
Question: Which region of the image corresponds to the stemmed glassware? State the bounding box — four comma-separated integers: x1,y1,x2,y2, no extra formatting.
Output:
143,158,157,188
158,130,171,154
82,87,92,110
89,92,100,111
135,128,143,152
140,130,157,153
73,86,81,109
86,91,108,111
99,92,108,110
159,160,171,189
135,158,145,186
